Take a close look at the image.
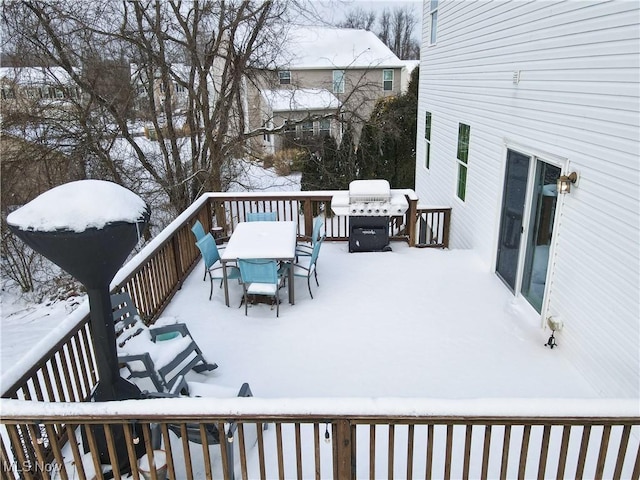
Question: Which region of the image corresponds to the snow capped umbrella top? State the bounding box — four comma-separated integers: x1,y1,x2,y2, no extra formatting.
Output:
7,180,149,233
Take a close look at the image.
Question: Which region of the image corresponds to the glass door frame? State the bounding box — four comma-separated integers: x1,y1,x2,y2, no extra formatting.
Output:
494,141,568,323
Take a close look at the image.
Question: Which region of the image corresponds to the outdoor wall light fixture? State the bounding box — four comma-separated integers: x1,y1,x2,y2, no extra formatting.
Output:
557,172,578,194
545,316,563,349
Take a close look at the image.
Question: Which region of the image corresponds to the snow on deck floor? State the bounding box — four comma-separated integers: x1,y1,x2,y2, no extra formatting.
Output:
156,242,599,400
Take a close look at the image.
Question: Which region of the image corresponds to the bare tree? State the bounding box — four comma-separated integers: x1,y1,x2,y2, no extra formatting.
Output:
340,5,420,60
379,7,419,60
338,7,376,30
1,1,305,217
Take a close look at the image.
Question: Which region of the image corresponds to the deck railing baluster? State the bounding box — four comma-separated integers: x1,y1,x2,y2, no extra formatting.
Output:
295,423,303,480
275,422,284,480
576,425,591,479
256,421,266,480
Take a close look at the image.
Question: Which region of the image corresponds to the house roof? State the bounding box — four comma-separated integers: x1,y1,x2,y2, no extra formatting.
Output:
262,88,341,112
0,66,76,85
278,27,405,70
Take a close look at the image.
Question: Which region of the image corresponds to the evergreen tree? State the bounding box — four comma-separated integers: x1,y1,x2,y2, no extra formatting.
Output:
336,125,358,189
354,67,419,188
300,135,339,191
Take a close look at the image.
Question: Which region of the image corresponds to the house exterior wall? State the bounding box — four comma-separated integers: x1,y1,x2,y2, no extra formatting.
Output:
248,65,404,156
415,0,639,398
292,67,403,142
0,67,83,116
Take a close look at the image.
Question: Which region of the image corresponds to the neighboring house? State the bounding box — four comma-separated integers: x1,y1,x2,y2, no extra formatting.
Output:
248,26,408,155
130,63,190,118
259,88,341,154
415,0,639,398
0,66,82,114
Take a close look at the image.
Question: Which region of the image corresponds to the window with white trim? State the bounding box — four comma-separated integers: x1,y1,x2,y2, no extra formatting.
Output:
300,120,314,138
262,120,271,142
424,111,432,169
456,123,470,201
278,70,291,85
383,69,394,91
319,118,331,136
430,0,438,45
332,70,345,94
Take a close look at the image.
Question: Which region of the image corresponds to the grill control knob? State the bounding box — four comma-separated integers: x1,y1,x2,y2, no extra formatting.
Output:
375,208,380,214
359,208,364,213
367,208,372,214
383,208,388,214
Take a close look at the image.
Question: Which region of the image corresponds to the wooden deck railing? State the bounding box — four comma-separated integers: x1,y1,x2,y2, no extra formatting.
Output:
2,399,639,480
415,206,452,249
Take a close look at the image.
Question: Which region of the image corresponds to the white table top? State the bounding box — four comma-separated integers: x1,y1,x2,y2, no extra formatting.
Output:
221,221,297,261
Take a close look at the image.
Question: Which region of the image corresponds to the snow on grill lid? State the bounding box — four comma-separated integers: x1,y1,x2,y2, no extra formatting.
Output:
7,180,148,233
349,180,390,202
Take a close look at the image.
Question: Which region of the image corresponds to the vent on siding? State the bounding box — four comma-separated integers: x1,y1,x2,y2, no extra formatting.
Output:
512,71,521,85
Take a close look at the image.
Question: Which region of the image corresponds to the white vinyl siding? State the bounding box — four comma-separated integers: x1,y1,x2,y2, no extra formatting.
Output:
415,0,639,398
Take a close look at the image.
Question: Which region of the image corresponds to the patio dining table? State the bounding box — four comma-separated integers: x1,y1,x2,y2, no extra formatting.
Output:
220,221,297,307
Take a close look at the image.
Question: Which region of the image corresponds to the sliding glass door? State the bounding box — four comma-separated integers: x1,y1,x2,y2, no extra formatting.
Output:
521,161,561,312
496,150,562,313
496,150,530,291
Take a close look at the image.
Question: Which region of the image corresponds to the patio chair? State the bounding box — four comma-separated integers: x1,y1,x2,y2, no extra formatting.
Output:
238,259,285,317
296,215,324,257
112,292,218,392
196,233,242,301
246,211,277,222
191,219,206,241
191,220,207,280
145,377,260,480
281,235,323,299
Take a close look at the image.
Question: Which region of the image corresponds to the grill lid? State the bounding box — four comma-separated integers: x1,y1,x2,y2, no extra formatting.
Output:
349,179,391,202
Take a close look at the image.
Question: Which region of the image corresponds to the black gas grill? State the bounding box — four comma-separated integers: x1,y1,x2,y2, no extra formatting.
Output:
349,215,391,252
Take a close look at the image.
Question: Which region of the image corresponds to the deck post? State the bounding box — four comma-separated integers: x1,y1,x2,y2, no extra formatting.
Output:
334,419,354,480
205,199,213,232
442,208,451,249
407,197,418,246
171,234,184,290
303,200,314,240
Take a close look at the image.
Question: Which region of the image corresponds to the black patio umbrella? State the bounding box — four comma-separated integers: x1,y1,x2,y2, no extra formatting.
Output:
7,180,151,468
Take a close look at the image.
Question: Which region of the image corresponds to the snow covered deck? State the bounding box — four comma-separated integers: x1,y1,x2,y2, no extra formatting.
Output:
157,241,598,400
2,192,637,479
